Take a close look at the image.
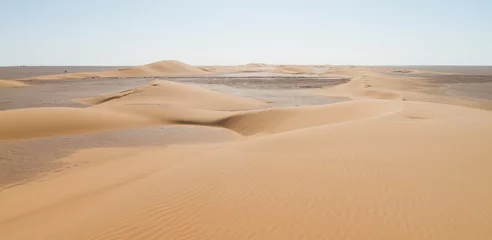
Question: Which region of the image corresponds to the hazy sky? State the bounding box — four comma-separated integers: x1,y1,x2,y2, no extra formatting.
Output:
1,0,491,66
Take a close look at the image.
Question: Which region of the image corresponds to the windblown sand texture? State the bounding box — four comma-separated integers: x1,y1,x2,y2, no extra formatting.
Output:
1,62,492,240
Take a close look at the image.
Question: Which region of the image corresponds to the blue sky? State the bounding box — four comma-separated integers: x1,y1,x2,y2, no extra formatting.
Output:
1,0,491,66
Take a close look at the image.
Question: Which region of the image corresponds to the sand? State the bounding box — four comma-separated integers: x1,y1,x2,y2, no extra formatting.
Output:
16,60,207,80
315,67,492,110
1,62,492,239
0,66,122,80
0,80,26,88
0,80,267,141
77,80,267,110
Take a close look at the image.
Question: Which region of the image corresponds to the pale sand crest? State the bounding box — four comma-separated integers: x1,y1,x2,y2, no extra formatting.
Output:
1,63,492,239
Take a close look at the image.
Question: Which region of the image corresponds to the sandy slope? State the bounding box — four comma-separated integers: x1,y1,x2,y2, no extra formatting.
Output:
0,80,266,140
216,100,401,136
0,107,157,140
17,60,207,80
1,97,492,239
314,67,492,110
1,66,492,239
316,70,404,100
78,80,267,110
0,80,26,88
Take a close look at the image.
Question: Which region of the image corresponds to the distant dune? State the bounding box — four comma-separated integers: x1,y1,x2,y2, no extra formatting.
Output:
316,72,403,100
244,63,269,68
0,80,26,88
18,60,207,80
0,66,122,80
117,60,206,76
276,65,316,74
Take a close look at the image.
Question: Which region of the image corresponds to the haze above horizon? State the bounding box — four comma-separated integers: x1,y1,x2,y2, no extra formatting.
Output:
1,0,491,66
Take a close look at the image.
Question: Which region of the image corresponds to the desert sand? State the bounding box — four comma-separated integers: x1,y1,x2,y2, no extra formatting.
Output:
0,80,26,88
1,61,492,239
15,60,207,80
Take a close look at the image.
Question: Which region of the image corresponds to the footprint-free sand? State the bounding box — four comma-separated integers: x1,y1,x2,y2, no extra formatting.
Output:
1,61,492,239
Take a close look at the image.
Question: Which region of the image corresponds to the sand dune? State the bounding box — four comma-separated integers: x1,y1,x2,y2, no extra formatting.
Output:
316,68,492,110
1,65,492,239
79,80,267,110
315,70,404,100
198,65,245,73
76,80,402,137
0,80,267,140
275,65,317,74
18,60,207,80
245,63,269,68
200,64,324,75
0,107,155,140
1,97,491,239
199,63,279,73
215,100,402,136
2,79,400,141
0,80,26,88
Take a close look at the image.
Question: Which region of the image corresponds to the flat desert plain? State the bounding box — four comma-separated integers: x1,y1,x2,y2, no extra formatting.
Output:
1,61,492,239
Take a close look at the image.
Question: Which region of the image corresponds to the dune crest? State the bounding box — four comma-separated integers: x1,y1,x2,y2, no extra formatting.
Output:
115,60,206,76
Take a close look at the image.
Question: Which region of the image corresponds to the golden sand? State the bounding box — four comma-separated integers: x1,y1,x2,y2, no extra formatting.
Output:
0,80,26,88
1,62,491,239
